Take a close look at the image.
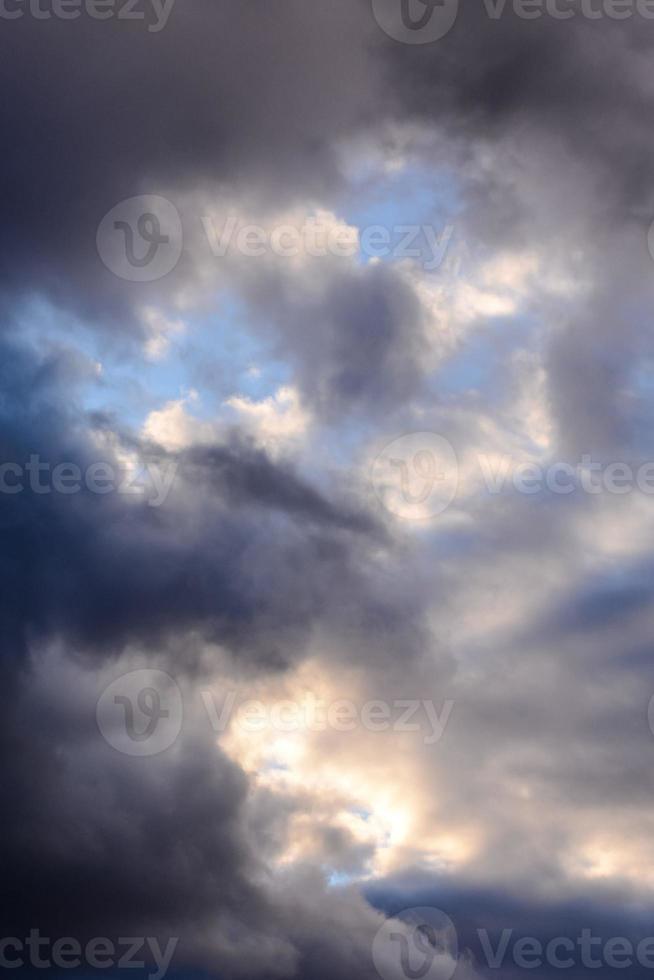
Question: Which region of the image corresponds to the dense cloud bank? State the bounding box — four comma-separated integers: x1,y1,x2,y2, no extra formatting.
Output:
4,0,654,977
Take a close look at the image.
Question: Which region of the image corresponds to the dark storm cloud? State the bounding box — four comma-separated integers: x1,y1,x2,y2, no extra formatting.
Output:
368,872,654,980
181,440,379,533
540,567,654,636
5,0,653,429
377,7,654,453
1,707,257,941
0,0,436,420
385,7,654,205
215,256,431,417
545,280,654,458
0,322,436,977
5,1,654,976
0,0,379,325
0,645,390,978
0,334,433,976
0,334,427,667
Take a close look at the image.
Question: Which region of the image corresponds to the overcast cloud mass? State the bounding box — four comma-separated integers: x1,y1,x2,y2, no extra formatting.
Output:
3,0,654,978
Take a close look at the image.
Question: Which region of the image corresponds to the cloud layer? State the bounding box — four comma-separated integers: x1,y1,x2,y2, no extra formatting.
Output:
4,1,654,978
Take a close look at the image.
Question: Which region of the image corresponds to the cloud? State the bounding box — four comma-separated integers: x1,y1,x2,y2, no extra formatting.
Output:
6,2,654,977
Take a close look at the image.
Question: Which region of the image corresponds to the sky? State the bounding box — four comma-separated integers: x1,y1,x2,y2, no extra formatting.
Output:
3,1,654,978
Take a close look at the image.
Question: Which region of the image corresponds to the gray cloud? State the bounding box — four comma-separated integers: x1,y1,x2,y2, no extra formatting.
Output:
5,1,654,976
